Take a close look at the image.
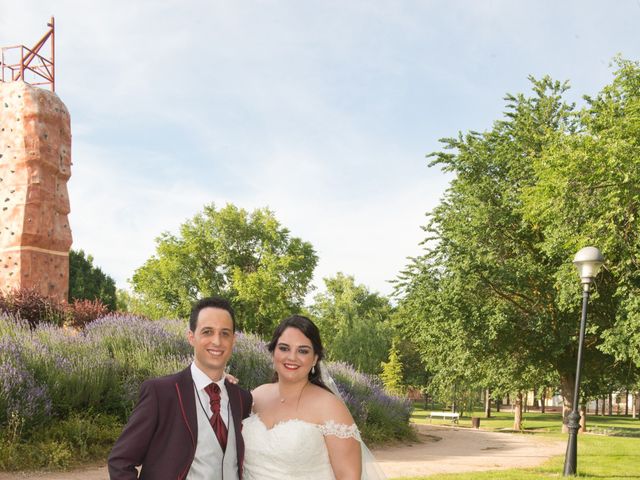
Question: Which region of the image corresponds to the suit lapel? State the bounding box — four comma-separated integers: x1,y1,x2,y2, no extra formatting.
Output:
176,367,198,448
226,380,243,431
225,380,245,463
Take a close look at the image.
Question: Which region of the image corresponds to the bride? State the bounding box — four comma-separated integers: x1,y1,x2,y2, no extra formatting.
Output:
242,315,385,480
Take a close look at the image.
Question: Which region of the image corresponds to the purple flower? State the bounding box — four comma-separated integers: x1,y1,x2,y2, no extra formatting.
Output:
0,337,52,425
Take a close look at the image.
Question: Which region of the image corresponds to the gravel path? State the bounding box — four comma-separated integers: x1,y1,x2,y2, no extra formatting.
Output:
0,424,566,479
373,424,566,478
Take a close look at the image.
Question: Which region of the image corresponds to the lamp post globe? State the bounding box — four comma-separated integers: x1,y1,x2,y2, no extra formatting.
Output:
563,246,604,476
573,246,605,287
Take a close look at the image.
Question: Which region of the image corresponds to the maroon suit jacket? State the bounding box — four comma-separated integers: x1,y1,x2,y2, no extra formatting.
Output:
108,367,252,480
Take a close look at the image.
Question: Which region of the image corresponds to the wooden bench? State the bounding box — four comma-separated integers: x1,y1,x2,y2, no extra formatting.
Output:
429,411,460,423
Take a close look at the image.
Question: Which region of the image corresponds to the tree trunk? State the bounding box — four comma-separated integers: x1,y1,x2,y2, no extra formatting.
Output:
625,390,629,415
634,392,639,419
608,392,613,416
595,397,599,415
541,388,546,414
513,392,523,431
533,387,539,408
579,403,586,433
496,398,501,412
603,396,607,415
485,389,492,418
560,375,574,433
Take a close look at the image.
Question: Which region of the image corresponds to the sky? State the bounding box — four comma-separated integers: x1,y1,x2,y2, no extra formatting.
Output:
1,1,639,300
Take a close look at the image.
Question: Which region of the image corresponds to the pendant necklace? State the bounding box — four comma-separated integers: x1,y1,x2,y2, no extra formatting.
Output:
279,381,309,409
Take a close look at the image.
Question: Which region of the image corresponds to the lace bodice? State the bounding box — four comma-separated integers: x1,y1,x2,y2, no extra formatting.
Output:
318,420,362,440
242,413,361,480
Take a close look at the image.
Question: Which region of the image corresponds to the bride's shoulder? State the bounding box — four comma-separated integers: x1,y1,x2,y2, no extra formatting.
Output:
306,384,354,425
251,382,277,410
251,382,274,396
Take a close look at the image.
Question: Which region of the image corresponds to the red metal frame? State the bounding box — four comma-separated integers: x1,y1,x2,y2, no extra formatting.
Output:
1,17,55,91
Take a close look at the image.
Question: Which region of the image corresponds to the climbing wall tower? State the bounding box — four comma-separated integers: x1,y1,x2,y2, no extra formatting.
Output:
0,18,71,302
0,81,72,302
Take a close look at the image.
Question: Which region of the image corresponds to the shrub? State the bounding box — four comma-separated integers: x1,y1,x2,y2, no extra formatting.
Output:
0,312,413,470
0,413,122,471
28,325,122,416
227,332,273,390
328,361,414,444
41,413,123,462
67,299,110,328
0,289,67,328
0,336,52,429
83,314,193,414
0,289,112,329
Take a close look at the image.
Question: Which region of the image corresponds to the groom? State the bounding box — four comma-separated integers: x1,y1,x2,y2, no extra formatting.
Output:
108,296,253,480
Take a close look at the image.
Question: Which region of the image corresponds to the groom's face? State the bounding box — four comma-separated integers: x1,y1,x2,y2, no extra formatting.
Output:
188,306,235,381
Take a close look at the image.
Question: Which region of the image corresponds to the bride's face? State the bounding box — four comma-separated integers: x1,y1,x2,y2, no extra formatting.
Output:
273,327,319,383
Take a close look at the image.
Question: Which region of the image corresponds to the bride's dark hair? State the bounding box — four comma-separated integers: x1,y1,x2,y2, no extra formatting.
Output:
267,315,333,393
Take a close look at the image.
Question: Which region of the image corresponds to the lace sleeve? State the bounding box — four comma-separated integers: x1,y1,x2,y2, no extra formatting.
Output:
318,420,362,441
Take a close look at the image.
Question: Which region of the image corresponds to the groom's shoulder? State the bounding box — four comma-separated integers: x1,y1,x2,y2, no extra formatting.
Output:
227,380,252,398
141,367,190,390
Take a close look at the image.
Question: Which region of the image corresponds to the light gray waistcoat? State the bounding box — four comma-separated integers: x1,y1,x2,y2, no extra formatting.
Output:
186,398,238,480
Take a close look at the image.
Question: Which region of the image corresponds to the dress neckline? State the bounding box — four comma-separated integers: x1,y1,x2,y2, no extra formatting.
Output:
252,412,322,431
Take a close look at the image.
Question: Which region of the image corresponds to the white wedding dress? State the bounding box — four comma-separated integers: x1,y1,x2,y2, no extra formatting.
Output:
242,413,362,480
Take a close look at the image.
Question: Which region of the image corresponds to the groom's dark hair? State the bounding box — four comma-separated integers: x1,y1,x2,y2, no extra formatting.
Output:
267,315,332,393
189,296,236,332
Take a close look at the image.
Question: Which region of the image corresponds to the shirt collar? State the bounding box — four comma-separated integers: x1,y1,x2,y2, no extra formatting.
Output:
190,362,226,392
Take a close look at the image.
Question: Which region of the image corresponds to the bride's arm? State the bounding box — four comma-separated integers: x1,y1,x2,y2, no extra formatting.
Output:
322,397,362,480
325,434,362,480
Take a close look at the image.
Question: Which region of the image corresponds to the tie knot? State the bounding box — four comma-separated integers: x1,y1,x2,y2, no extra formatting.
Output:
205,383,222,416
205,382,221,397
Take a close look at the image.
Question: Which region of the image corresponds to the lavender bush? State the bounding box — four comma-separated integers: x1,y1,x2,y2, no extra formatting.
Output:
0,312,412,451
0,336,52,429
28,330,120,416
83,314,192,409
327,362,414,443
227,332,273,390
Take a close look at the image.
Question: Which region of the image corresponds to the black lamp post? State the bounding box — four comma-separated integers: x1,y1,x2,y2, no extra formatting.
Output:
563,246,604,476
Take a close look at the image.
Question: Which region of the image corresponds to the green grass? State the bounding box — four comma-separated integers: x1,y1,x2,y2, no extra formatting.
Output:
411,403,640,436
399,404,640,480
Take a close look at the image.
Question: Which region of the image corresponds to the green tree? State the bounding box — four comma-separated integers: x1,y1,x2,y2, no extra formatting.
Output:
69,249,117,310
397,69,638,428
309,273,392,374
522,58,640,372
380,340,405,395
130,203,318,335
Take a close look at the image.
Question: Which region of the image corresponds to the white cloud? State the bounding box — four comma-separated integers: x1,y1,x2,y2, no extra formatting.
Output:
67,140,228,287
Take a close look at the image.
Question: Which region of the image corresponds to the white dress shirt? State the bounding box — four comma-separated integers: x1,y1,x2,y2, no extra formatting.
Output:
190,362,230,427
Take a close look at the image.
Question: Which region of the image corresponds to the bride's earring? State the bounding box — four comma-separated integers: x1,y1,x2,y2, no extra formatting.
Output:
311,364,316,375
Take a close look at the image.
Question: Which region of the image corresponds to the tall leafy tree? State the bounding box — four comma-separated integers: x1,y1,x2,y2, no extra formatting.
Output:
523,59,640,373
69,249,117,310
523,58,640,402
131,203,318,335
309,273,392,374
397,69,637,427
